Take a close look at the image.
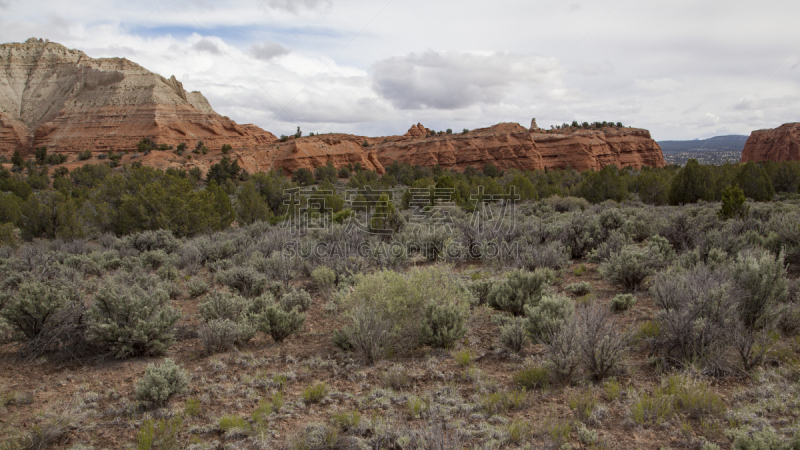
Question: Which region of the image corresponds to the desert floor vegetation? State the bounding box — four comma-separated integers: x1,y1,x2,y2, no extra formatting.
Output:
2,160,800,448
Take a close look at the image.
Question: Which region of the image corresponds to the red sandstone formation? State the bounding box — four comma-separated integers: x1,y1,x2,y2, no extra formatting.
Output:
0,38,277,158
741,123,800,163
0,39,665,175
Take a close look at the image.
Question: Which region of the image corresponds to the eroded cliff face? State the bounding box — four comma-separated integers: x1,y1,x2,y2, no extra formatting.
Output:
0,39,665,175
741,123,800,163
0,38,276,156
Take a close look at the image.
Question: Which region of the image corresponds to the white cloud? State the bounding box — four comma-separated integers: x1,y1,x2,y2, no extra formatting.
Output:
371,51,561,110
250,41,290,61
258,0,331,13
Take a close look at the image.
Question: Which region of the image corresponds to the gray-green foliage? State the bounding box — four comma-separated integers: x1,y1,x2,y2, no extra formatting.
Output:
280,288,312,312
418,301,468,349
215,265,268,297
186,278,210,298
610,294,636,312
0,281,78,340
257,305,305,342
134,358,188,405
87,279,179,359
732,249,788,330
577,301,629,380
525,294,575,344
564,281,592,296
725,427,800,450
338,266,473,362
197,291,257,351
499,317,528,354
469,278,494,307
122,230,181,254
487,268,553,315
311,266,336,292
599,236,672,291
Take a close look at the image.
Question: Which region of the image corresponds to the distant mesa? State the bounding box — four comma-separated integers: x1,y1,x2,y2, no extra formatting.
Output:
741,123,800,163
0,38,666,174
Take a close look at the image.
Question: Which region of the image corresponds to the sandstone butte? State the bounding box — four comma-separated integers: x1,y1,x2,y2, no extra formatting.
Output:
0,38,666,176
740,123,800,163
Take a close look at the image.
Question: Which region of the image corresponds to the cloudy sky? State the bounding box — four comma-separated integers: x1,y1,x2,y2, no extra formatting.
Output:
1,0,798,140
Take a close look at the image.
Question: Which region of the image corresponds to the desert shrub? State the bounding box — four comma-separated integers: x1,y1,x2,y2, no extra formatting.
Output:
87,280,179,359
568,390,598,422
136,416,183,450
487,268,553,315
122,229,181,254
186,278,209,298
140,249,170,270
599,240,667,291
339,266,473,361
650,266,738,373
198,291,248,321
731,249,788,330
311,266,336,291
545,315,583,382
198,319,245,354
610,293,637,312
418,302,468,349
481,390,528,415
0,281,78,340
587,230,631,263
338,305,392,363
215,265,268,297
134,358,188,405
380,365,411,390
525,294,575,344
302,382,329,403
257,305,305,342
577,302,629,380
513,365,550,390
499,317,528,354
558,211,599,258
565,281,592,296
468,278,494,306
280,288,312,312
518,241,571,270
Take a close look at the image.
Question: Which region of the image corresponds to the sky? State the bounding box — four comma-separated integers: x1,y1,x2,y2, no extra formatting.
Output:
0,0,798,140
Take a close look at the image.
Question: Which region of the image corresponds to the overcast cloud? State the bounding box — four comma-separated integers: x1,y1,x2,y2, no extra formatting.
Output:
0,0,797,140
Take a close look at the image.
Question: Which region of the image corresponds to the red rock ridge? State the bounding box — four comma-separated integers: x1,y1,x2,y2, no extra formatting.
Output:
740,123,800,163
0,38,277,157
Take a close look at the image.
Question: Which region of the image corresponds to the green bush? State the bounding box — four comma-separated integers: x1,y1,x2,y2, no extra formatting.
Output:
302,382,329,403
719,184,749,219
257,305,305,342
565,281,592,296
0,281,77,340
311,266,336,291
134,358,188,405
499,317,528,354
418,302,468,349
487,268,553,315
525,294,575,344
186,278,209,298
732,249,788,330
599,244,660,291
513,365,550,390
280,288,312,312
215,266,268,298
136,416,182,450
610,293,636,312
87,281,179,359
339,266,473,361
198,319,254,354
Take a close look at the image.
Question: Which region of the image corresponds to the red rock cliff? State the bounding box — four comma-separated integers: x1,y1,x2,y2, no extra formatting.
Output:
741,123,800,163
0,38,277,157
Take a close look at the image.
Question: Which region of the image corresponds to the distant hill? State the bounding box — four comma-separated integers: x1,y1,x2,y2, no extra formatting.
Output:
658,135,748,154
657,135,748,165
